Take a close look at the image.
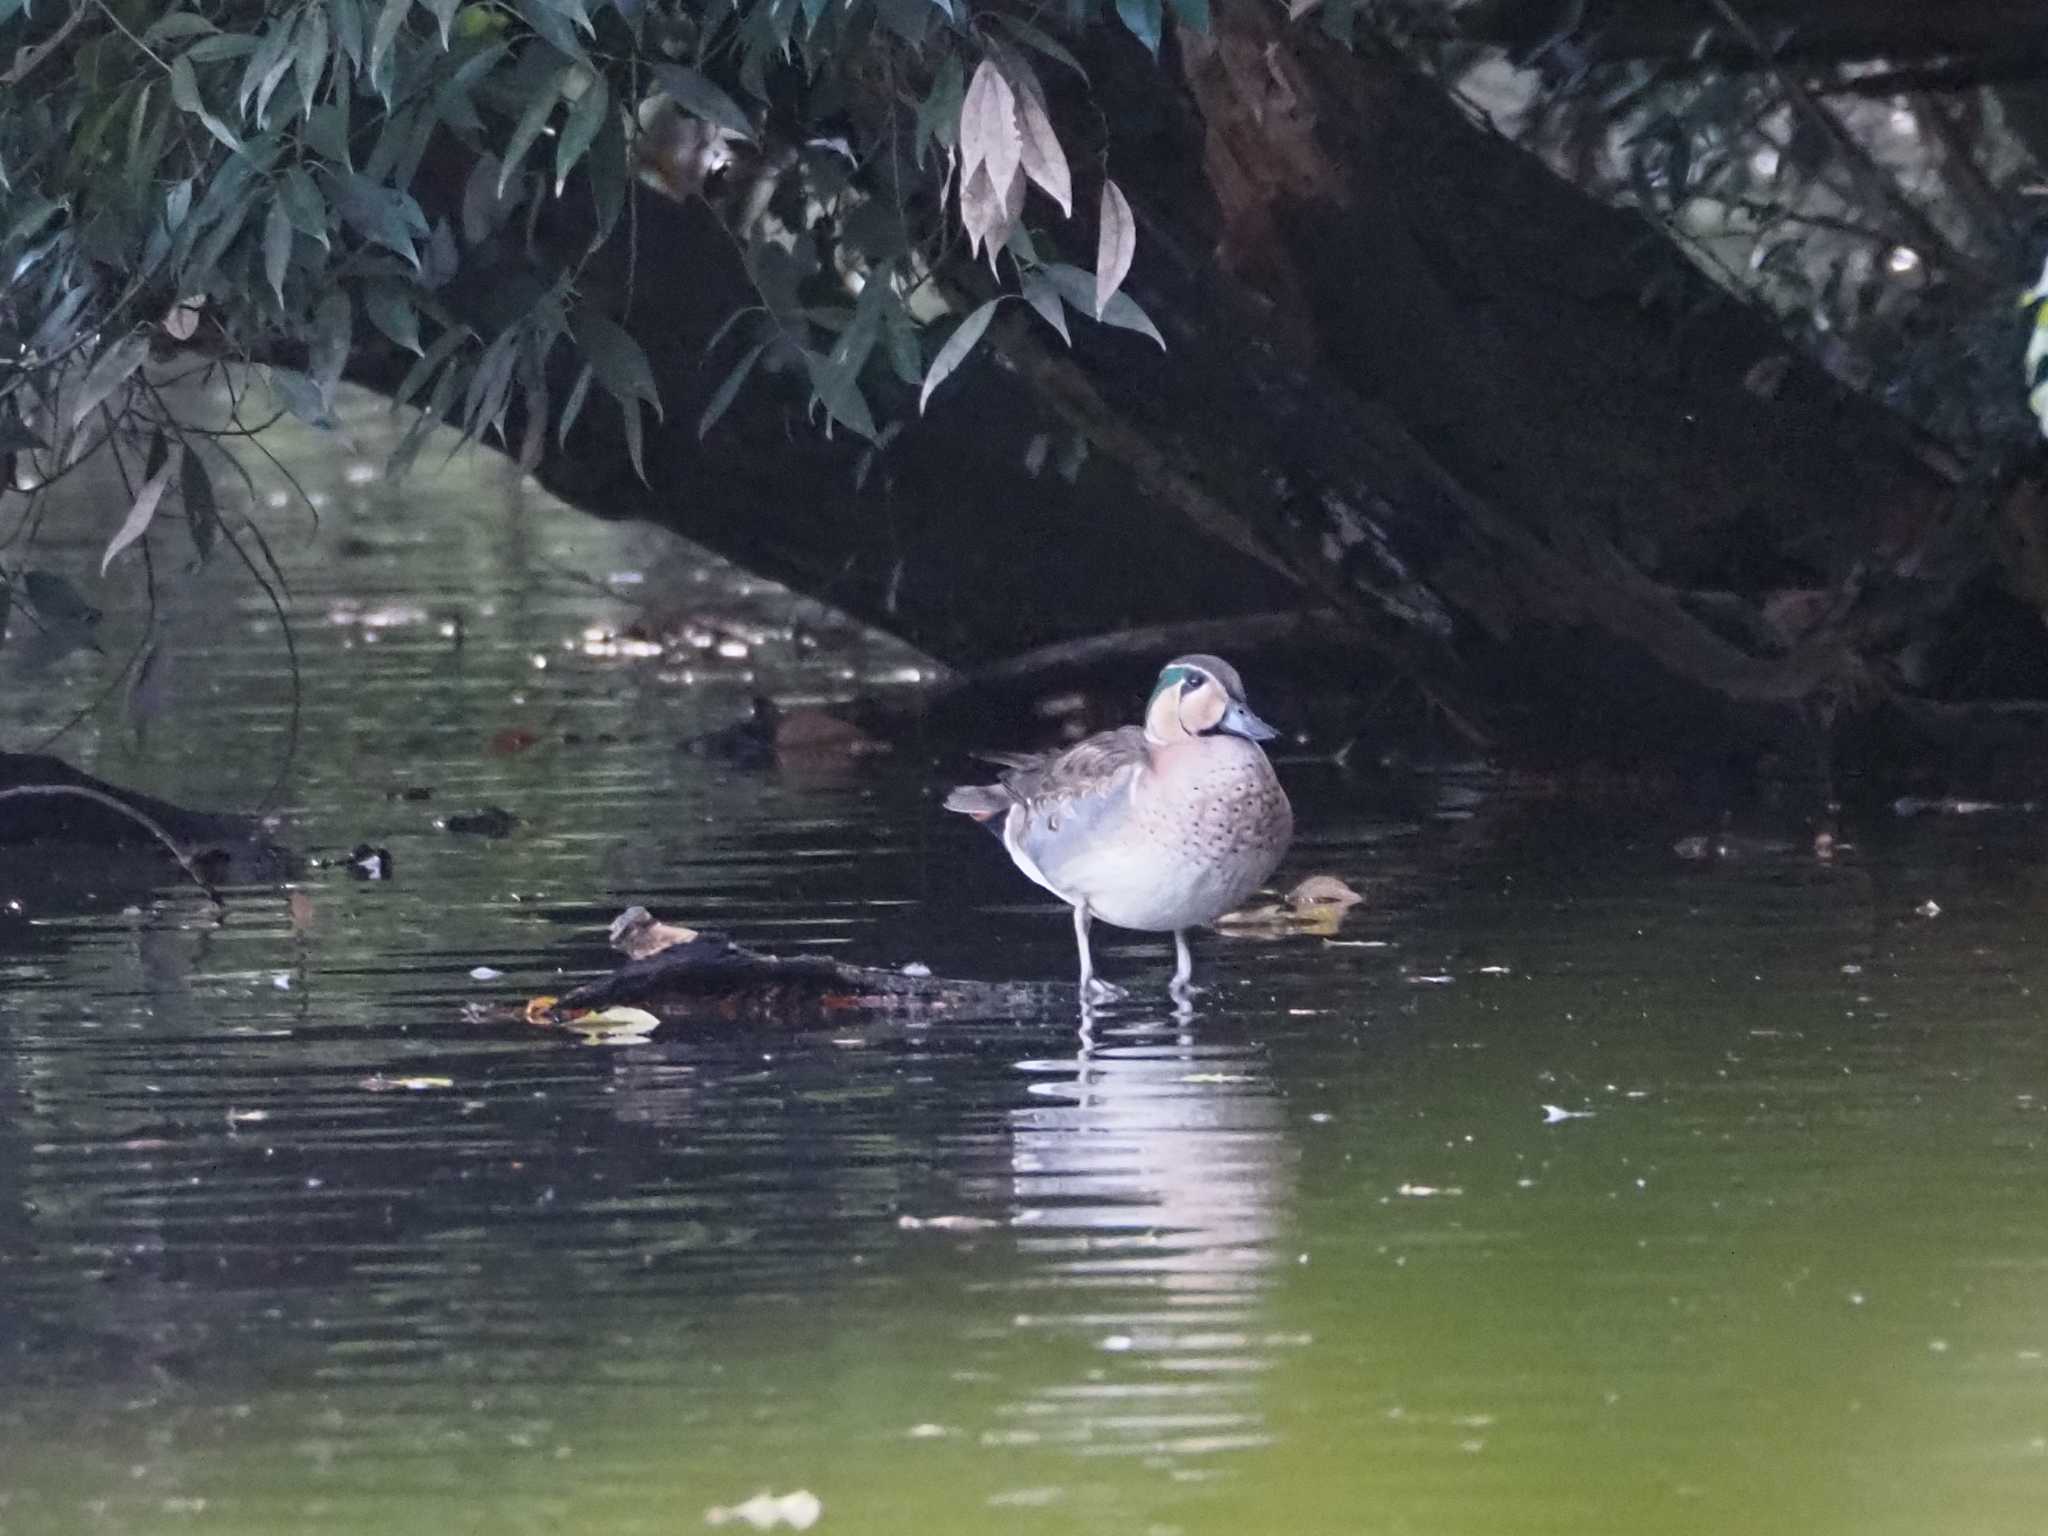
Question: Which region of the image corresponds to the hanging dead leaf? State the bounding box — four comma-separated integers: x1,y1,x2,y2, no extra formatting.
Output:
991,163,1025,269
288,889,316,933
958,61,1022,214
102,442,182,574
1096,179,1136,317
958,162,1006,259
162,295,205,341
1011,73,1071,217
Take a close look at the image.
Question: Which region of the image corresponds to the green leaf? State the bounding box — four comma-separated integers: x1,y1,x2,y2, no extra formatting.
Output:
572,311,662,419
263,197,294,303
424,0,459,46
460,329,518,445
337,174,422,265
310,291,353,411
70,334,150,429
698,341,765,439
3,195,62,249
918,299,998,413
1040,262,1164,347
294,4,329,118
367,0,412,99
914,55,963,165
804,349,877,440
394,324,468,406
237,14,298,122
279,167,329,246
269,366,333,426
587,101,627,246
183,33,259,63
169,54,243,151
515,0,589,58
145,13,220,43
187,196,254,284
22,570,100,627
619,395,646,481
499,64,566,196
1021,269,1071,344
181,443,219,561
305,99,351,163
1114,0,1161,54
557,362,594,445
990,14,1090,79
648,63,754,141
554,72,608,195
364,283,423,354
329,0,366,74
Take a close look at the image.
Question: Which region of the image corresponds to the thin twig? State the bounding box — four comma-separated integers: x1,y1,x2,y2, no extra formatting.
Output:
0,784,219,900
0,0,89,88
85,0,168,73
1701,0,1990,284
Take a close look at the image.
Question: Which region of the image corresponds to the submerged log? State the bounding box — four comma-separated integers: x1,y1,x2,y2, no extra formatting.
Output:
545,910,1059,1026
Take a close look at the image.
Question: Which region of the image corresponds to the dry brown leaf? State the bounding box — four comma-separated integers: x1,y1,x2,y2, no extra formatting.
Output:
958,161,1006,259
102,442,181,575
958,61,1022,211
1012,75,1071,217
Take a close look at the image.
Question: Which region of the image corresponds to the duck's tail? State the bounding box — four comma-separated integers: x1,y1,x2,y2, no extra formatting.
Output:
943,783,1012,823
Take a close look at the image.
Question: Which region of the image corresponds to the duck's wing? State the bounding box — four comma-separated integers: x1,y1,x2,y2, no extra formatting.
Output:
942,728,1148,824
994,727,1148,807
990,728,1152,899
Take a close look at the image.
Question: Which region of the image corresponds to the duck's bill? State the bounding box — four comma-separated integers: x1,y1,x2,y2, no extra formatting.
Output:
1222,701,1279,741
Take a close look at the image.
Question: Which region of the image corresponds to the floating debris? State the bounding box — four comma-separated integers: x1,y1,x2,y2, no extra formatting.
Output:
897,1214,1000,1232
1216,874,1364,937
437,806,520,837
1542,1104,1595,1124
349,844,393,880
1397,1183,1463,1198
1892,796,2033,818
1915,900,1942,919
358,1075,455,1093
470,966,504,981
704,1491,822,1531
559,1005,662,1045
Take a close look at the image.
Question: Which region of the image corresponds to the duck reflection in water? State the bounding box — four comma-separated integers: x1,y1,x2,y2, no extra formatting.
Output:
996,1006,1297,1464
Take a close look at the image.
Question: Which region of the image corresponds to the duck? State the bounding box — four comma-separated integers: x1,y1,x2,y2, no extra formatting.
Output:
944,655,1293,999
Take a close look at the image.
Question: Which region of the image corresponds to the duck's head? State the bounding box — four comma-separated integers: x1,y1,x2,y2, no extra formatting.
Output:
1144,654,1279,745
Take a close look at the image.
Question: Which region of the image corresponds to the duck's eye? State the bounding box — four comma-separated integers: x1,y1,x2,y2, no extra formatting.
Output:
1181,671,1205,694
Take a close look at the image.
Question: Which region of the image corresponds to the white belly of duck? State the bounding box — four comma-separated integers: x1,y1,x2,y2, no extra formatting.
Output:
1006,741,1292,933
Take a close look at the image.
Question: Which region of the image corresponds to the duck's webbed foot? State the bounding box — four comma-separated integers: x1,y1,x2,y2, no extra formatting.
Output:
1083,975,1128,1004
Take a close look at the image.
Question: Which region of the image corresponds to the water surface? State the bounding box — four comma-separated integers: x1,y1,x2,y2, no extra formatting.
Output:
2,395,2046,1534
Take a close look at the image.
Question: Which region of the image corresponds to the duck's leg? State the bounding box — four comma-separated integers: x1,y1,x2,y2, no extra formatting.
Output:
1073,904,1125,1002
1169,929,1195,998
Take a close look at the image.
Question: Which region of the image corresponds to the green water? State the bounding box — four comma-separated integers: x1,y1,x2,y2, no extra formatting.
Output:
1,393,2046,1534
